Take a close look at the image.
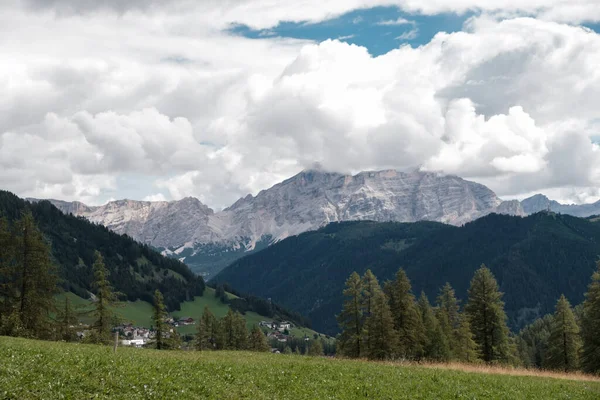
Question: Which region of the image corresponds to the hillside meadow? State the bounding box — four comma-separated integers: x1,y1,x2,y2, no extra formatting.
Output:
55,288,322,338
2,337,600,399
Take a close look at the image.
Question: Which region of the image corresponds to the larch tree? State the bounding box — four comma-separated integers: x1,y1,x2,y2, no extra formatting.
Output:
361,269,381,356
436,283,460,355
581,262,600,374
453,314,479,363
195,306,217,350
12,211,58,338
248,325,270,352
153,289,168,350
465,265,511,363
90,250,120,344
364,289,398,360
308,339,324,356
336,272,364,358
544,295,580,372
57,296,79,342
0,217,15,321
418,292,450,362
386,269,424,359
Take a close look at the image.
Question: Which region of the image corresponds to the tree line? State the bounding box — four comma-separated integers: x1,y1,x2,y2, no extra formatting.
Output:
337,263,600,374
0,191,206,311
0,210,124,344
149,293,327,356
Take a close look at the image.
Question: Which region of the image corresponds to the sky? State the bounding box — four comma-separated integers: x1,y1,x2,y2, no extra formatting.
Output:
2,0,600,208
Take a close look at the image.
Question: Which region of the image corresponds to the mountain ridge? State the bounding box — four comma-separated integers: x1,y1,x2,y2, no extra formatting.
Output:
31,168,528,275
213,212,600,335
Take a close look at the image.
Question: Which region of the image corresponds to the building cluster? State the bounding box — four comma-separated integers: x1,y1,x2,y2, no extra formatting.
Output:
115,324,155,347
259,320,293,343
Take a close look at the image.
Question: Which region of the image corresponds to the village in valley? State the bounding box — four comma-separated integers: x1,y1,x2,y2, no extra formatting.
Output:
112,317,298,348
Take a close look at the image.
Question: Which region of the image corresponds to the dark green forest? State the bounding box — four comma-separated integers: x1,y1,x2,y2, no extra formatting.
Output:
214,212,600,334
0,190,205,311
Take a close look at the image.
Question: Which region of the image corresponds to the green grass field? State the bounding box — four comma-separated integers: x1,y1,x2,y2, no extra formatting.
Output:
1,337,599,399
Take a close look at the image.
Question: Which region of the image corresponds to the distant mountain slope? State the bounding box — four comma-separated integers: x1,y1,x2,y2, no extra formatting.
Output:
213,213,600,335
521,194,600,217
0,190,205,311
40,168,524,276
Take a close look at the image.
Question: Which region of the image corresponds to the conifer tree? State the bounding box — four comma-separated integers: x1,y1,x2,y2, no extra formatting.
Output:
283,345,292,355
337,272,364,358
453,314,479,363
153,289,168,350
90,250,119,344
308,339,324,356
386,269,424,359
57,296,79,342
0,217,15,320
11,211,58,338
364,289,398,360
195,306,217,350
233,312,249,350
581,262,600,373
361,269,381,356
418,292,450,362
465,265,510,363
544,295,580,372
221,309,248,350
436,283,460,355
248,325,270,352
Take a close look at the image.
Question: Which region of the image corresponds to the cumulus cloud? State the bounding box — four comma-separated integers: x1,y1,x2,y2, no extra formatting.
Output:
2,1,600,207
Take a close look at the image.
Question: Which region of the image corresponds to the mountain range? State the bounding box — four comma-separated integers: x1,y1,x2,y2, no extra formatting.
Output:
34,168,600,277
37,168,527,276
213,213,600,335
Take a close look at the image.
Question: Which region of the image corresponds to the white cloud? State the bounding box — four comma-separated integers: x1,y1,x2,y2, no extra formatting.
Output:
377,17,415,26
395,28,419,40
2,2,600,207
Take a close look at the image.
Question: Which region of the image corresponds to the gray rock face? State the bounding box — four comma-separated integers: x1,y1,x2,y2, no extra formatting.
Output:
521,194,600,217
44,169,525,253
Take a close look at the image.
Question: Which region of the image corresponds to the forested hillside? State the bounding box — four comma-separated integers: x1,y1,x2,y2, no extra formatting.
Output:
214,212,600,334
0,190,205,310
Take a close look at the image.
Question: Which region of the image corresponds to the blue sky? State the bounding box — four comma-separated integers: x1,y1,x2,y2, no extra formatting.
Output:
232,6,600,56
231,6,471,56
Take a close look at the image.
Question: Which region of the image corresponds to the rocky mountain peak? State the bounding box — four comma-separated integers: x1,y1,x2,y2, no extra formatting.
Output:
40,169,527,275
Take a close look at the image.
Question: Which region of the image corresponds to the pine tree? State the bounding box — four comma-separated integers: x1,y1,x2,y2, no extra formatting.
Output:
248,325,270,352
57,296,79,342
337,272,364,358
195,306,217,350
308,339,324,356
465,265,510,363
544,295,580,372
386,269,424,359
364,289,398,360
11,211,58,338
89,250,120,344
418,292,450,362
283,345,292,355
153,289,168,350
581,262,600,373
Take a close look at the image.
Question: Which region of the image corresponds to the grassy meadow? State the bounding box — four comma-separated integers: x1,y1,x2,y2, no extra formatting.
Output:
2,336,600,400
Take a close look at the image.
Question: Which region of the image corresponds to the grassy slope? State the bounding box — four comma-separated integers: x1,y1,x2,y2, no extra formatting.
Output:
56,289,320,337
2,337,600,400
